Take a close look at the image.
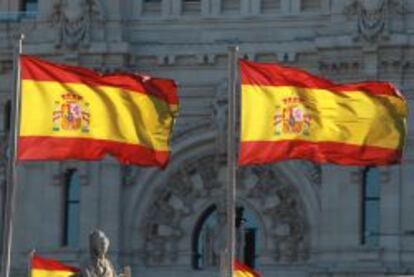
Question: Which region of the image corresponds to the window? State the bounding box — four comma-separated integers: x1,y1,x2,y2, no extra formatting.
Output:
301,0,321,12
20,0,38,14
63,169,81,247
361,167,380,246
192,205,259,269
20,0,38,18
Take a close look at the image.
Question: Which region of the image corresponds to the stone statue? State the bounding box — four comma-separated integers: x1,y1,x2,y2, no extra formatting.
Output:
78,230,130,277
51,0,104,49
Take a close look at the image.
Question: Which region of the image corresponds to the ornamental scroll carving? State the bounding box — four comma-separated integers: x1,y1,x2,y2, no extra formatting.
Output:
51,0,104,49
140,156,309,266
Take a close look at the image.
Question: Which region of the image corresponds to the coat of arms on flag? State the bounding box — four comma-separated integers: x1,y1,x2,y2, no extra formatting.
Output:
274,96,310,136
53,92,90,133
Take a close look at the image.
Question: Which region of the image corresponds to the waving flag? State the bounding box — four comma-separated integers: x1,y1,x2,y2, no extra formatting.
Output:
31,255,79,277
18,55,178,168
234,260,261,277
239,60,408,166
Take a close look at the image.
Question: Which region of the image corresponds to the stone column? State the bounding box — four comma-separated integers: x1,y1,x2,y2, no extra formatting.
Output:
251,0,260,15
106,0,123,42
162,0,173,18
240,0,250,16
211,0,221,16
321,0,330,14
171,0,182,16
291,0,300,14
363,45,379,79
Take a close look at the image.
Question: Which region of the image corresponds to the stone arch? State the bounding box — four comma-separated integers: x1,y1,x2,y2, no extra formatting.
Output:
123,127,321,267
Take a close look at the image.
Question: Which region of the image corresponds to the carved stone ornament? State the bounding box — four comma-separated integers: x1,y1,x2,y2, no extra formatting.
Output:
140,156,309,266
51,0,104,49
344,0,404,42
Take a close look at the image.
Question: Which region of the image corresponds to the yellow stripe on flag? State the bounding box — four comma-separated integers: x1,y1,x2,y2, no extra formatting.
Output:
32,269,77,277
20,80,177,151
234,270,256,277
241,84,407,149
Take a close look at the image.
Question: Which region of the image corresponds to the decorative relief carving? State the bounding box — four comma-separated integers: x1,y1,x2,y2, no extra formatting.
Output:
51,0,104,49
141,157,309,266
344,0,404,42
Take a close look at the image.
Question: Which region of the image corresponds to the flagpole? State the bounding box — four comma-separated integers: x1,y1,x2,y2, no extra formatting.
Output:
1,33,24,277
28,249,35,277
221,46,239,277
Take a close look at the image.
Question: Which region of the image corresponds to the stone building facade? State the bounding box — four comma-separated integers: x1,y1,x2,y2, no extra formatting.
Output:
0,0,414,276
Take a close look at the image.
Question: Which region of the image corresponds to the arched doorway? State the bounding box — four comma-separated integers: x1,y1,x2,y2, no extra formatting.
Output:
192,204,260,270
134,154,314,267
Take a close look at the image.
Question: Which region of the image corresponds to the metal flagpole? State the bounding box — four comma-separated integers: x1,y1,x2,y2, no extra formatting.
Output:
1,33,24,277
28,249,35,277
221,46,239,277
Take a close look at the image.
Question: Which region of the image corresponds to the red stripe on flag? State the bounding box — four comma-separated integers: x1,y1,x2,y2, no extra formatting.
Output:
239,140,402,166
234,260,261,277
18,137,170,168
240,60,402,97
21,55,178,105
32,255,79,272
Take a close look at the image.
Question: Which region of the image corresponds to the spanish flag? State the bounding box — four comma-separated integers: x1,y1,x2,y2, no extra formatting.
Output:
18,55,178,168
31,255,79,277
234,260,261,277
239,60,408,166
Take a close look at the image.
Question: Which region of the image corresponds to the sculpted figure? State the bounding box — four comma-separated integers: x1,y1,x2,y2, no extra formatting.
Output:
52,0,104,49
78,230,126,277
344,0,403,42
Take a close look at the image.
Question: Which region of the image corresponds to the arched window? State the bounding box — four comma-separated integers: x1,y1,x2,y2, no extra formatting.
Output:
20,0,38,18
63,169,81,247
361,167,380,246
192,204,259,269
